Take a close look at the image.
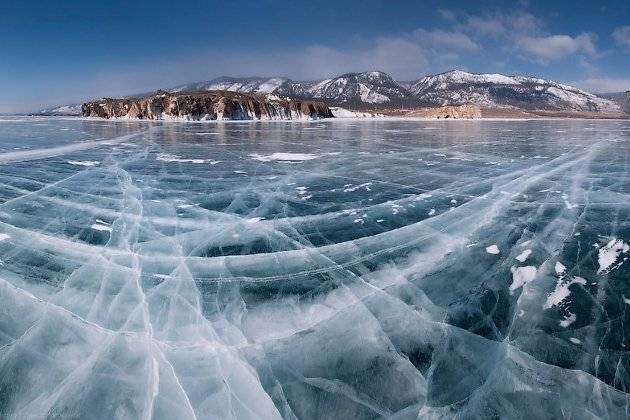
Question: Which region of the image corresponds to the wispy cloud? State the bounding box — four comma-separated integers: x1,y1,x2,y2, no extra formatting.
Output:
454,11,599,63
413,29,480,51
437,9,456,22
516,33,597,60
613,26,630,50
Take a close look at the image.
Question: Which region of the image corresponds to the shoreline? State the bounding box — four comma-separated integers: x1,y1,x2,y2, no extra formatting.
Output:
5,115,630,123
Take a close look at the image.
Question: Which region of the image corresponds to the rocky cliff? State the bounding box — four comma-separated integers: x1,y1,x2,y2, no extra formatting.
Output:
81,90,333,121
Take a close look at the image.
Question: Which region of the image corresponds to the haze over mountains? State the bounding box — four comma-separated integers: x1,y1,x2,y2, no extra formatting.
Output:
39,70,627,115
601,91,630,113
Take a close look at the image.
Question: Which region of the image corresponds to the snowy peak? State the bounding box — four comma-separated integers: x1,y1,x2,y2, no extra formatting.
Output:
409,70,620,112
412,70,520,90
172,76,289,95
304,71,412,105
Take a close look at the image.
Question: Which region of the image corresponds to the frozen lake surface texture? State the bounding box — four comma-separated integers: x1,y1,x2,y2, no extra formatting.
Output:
1,117,630,419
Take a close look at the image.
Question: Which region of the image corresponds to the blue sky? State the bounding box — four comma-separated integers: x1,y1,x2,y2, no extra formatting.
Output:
1,0,630,113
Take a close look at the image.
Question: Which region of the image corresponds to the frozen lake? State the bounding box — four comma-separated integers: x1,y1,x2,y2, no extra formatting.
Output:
1,116,629,418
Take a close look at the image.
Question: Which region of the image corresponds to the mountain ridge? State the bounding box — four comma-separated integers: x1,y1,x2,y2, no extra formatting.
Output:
409,70,619,112
168,69,622,113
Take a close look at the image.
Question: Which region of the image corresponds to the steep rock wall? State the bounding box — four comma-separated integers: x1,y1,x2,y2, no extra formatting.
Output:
82,90,333,121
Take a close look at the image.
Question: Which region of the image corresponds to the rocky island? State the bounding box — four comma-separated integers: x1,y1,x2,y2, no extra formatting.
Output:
82,90,333,121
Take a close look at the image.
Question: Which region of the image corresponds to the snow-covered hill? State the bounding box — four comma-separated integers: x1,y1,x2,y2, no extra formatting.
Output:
170,72,411,105
408,70,620,112
299,72,412,105
36,104,82,116
172,76,289,94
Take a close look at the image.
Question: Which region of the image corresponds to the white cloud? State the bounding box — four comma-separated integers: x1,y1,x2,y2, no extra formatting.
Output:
613,26,630,50
508,12,542,34
516,33,596,60
292,38,429,80
571,78,630,93
437,9,456,22
459,12,541,37
457,12,599,63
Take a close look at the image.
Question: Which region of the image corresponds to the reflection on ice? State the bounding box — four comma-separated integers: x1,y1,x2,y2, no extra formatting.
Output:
0,117,630,418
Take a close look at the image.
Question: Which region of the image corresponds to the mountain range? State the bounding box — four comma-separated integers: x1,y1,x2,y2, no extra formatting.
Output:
166,70,627,114
171,71,416,106
39,70,628,115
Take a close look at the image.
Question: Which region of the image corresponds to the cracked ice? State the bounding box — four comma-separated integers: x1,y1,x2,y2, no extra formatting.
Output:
0,117,630,419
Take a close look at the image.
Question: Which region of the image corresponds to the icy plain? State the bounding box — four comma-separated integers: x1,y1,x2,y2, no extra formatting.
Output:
0,116,629,419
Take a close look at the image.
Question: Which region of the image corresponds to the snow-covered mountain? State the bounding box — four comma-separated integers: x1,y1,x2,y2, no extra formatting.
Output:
600,91,630,113
170,70,619,112
172,76,289,94
36,104,82,116
408,70,620,112
170,72,412,105
299,72,412,105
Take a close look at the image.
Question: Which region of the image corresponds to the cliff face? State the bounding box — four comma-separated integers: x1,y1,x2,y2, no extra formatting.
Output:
81,90,333,121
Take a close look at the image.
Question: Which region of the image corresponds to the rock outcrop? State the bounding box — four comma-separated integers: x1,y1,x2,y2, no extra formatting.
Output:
82,90,333,121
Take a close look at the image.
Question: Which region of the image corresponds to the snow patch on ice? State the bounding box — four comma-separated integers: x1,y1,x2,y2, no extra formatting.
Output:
510,266,537,294
597,238,629,273
68,160,100,167
156,154,219,164
555,262,567,275
250,153,319,162
486,244,500,255
91,223,112,232
515,249,532,262
544,276,586,309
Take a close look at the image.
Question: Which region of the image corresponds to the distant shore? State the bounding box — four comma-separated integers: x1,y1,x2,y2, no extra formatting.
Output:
7,114,630,123
343,106,630,120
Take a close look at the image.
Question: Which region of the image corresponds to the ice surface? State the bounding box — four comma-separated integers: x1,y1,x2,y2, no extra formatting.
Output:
0,116,630,419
